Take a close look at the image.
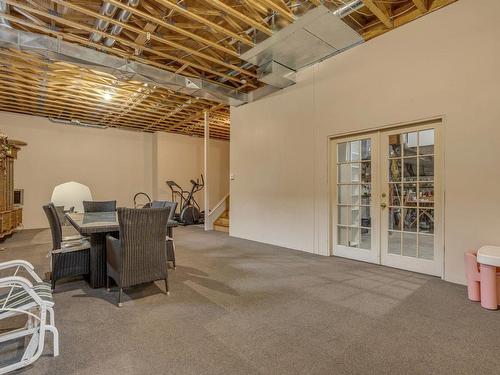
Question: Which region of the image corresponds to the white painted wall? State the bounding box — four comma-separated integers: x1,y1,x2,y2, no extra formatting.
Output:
230,0,500,284
0,112,229,229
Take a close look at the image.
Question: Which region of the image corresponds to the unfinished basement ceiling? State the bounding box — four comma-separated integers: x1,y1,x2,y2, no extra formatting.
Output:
0,0,457,139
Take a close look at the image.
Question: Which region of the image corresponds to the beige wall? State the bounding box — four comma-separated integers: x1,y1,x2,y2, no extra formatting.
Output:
154,131,230,211
1,112,154,229
1,112,229,229
154,132,204,205
207,138,231,208
230,0,500,284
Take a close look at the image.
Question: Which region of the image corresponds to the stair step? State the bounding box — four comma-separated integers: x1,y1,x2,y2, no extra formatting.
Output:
213,207,229,233
214,224,229,233
214,217,229,226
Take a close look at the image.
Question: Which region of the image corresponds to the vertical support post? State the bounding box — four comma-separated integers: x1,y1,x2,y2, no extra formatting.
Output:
152,132,158,200
204,111,210,230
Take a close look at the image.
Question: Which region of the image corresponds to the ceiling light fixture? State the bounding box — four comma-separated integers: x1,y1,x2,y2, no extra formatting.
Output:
102,91,113,101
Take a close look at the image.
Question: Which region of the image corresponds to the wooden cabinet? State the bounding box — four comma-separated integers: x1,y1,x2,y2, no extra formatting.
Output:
0,133,26,240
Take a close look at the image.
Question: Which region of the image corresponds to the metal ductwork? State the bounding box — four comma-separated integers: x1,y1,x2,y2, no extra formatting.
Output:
0,27,248,106
240,2,364,89
258,61,295,88
89,2,118,43
103,0,140,47
49,117,108,130
0,1,12,28
0,0,365,107
333,0,364,18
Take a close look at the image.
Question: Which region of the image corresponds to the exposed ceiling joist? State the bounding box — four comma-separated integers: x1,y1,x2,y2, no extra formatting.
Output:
150,0,254,46
362,0,393,28
0,0,458,140
204,0,273,36
412,0,428,13
257,0,295,23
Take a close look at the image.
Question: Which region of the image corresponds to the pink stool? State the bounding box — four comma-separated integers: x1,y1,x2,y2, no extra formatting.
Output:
464,251,500,310
464,252,481,301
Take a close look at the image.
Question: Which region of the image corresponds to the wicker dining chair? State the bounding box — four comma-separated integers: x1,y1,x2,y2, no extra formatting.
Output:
163,201,178,269
106,207,171,307
43,204,90,290
143,201,178,269
54,205,72,226
150,200,167,209
82,200,117,212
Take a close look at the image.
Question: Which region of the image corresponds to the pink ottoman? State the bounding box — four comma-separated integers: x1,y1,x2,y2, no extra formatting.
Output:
475,246,500,310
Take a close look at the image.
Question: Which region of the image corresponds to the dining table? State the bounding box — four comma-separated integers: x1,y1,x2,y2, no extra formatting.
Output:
66,211,177,288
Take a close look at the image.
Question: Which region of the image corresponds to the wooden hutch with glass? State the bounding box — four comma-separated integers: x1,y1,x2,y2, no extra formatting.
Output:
0,132,25,239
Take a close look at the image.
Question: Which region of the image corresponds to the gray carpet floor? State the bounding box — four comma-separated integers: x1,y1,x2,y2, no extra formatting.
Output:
1,226,499,375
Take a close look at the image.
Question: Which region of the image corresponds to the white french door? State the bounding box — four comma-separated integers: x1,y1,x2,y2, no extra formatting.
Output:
331,121,443,277
331,133,380,264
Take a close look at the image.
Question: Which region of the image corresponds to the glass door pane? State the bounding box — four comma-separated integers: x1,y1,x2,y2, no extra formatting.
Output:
336,138,373,253
332,123,442,277
385,129,435,259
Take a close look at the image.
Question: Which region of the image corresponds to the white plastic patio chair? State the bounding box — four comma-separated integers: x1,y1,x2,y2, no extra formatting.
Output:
0,260,59,374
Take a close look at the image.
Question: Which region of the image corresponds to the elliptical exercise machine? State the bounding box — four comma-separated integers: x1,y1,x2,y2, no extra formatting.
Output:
133,192,152,208
166,174,204,225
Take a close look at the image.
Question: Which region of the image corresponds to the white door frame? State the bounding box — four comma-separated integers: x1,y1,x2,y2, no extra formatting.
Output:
330,133,380,264
328,118,445,278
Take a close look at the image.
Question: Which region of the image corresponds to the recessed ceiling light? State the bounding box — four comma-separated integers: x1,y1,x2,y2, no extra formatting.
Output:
102,91,113,101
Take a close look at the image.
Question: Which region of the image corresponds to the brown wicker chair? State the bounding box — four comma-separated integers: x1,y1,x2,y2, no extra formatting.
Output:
43,203,90,290
83,200,117,212
106,207,171,307
54,205,74,226
163,201,177,269
144,201,178,269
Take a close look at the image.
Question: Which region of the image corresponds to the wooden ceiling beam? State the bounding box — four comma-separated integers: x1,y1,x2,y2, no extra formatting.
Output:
150,0,255,46
243,0,268,15
0,0,460,140
256,0,295,23
412,0,428,13
203,0,273,36
0,66,218,116
102,0,240,58
0,49,231,139
362,0,457,40
0,80,184,126
1,2,247,85
50,0,257,79
167,103,225,131
362,0,393,28
1,55,219,110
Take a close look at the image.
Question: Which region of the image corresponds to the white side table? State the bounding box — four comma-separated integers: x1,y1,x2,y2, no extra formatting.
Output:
477,246,500,310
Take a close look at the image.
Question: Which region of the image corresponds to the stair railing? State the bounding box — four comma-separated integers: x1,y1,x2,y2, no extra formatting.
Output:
205,194,229,231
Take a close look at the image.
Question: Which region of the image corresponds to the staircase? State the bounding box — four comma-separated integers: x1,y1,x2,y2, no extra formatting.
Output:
213,210,229,232
213,196,230,233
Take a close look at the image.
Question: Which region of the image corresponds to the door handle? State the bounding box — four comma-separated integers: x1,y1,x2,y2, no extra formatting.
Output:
380,203,387,209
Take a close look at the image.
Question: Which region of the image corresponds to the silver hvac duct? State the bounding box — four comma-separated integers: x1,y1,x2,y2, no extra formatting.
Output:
333,0,365,18
49,117,108,130
240,3,364,89
0,1,11,28
0,27,248,106
103,0,140,47
227,0,364,89
89,2,118,43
